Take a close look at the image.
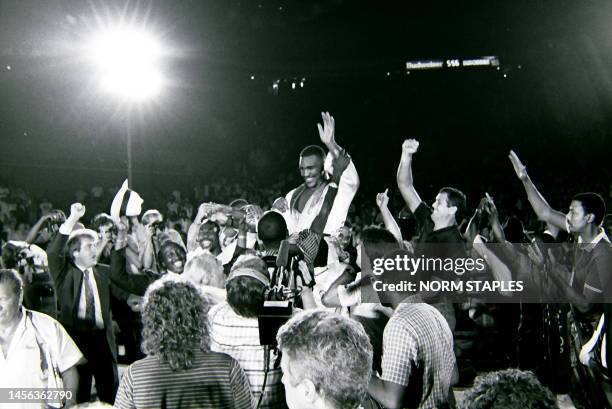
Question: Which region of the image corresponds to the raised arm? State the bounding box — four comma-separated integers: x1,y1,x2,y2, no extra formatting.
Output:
376,189,403,243
187,203,210,252
396,139,423,213
317,112,360,235
25,214,51,244
472,236,513,297
508,150,566,230
109,222,152,296
47,204,85,282
310,150,350,235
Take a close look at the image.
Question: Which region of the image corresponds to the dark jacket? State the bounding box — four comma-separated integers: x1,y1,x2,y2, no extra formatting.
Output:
47,232,151,361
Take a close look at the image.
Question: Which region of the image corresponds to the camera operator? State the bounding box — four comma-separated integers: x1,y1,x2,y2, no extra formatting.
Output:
0,209,65,318
209,254,315,409
25,209,67,250
1,239,57,318
186,203,258,274
91,213,117,264
139,209,186,273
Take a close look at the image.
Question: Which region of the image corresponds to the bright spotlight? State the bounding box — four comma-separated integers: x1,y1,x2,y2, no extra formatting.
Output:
89,27,164,101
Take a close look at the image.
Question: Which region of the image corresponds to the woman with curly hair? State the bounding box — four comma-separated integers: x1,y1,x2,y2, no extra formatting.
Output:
459,368,559,409
114,275,254,409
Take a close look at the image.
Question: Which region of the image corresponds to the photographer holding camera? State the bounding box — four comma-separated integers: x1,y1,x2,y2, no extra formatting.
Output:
91,213,117,265
186,201,260,272
25,208,67,250
0,209,68,318
1,239,57,318
138,209,186,273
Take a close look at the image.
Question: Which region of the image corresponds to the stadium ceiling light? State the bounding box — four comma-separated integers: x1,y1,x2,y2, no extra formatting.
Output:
89,27,164,101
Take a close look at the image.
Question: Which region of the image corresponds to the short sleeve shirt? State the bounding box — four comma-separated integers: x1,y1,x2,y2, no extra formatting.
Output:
381,303,456,409
413,203,466,285
571,230,612,303
208,302,286,409
0,309,83,408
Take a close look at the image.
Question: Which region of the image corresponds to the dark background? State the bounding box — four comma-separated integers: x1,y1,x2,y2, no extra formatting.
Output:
1,0,611,210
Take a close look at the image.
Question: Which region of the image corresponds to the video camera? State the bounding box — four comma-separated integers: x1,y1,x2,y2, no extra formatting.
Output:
257,238,317,346
149,220,165,234
1,241,57,317
2,242,47,277
46,209,66,226
267,239,317,300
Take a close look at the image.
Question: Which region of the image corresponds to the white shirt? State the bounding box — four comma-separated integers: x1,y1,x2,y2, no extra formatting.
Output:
0,309,83,408
285,153,359,235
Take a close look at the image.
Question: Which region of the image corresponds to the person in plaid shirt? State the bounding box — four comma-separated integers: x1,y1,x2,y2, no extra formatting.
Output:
367,250,457,409
208,255,289,409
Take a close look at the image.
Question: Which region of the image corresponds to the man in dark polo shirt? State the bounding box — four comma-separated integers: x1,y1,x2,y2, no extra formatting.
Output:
509,151,611,310
509,150,612,407
396,139,467,331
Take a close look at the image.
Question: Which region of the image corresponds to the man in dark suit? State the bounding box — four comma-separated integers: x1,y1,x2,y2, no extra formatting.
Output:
47,203,152,404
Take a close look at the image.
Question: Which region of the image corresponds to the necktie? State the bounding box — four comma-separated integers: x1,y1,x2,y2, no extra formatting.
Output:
83,270,96,326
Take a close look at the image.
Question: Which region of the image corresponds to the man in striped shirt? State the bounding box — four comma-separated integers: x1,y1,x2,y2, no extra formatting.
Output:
209,255,287,409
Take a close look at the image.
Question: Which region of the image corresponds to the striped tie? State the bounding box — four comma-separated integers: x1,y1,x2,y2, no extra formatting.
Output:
83,270,96,326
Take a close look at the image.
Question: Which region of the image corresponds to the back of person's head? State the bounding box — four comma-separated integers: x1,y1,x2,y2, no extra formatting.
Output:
360,226,400,262
183,252,225,288
257,211,288,248
226,255,269,318
459,368,559,409
277,310,373,409
439,187,467,224
299,145,326,161
141,275,210,371
572,192,606,226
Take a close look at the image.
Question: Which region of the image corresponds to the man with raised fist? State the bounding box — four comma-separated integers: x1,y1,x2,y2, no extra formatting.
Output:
47,203,152,404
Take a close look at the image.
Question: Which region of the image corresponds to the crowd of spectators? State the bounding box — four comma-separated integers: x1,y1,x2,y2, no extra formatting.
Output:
0,112,611,409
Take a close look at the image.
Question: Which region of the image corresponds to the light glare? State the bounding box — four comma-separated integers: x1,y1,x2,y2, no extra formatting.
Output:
90,27,164,101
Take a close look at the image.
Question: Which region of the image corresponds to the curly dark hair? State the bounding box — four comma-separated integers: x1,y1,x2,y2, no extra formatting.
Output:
141,276,211,371
459,368,559,409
